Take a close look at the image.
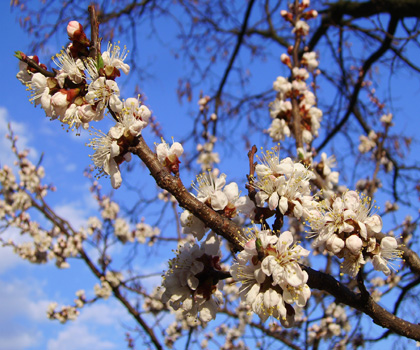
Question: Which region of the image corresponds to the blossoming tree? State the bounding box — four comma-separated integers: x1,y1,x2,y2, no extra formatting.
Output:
4,0,420,349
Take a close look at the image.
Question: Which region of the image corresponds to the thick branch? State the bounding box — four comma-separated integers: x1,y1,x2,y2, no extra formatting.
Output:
129,133,420,341
129,136,244,252
305,266,420,341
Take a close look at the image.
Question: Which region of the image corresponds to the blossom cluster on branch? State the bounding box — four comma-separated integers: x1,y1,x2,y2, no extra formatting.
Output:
3,0,420,349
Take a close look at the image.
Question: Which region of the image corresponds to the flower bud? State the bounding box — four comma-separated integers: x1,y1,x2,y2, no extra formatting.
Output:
281,53,291,67
346,235,363,255
51,90,70,117
67,20,90,46
67,21,82,39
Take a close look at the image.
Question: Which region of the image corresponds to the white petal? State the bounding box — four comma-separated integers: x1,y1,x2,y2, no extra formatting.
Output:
223,182,239,202
210,191,228,211
268,192,280,210
170,142,184,157
264,288,280,309
366,214,383,233
381,236,398,250
285,263,306,287
279,196,288,214
345,235,363,255
199,300,217,322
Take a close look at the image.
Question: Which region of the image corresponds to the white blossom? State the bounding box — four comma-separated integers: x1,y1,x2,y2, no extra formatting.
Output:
102,42,130,75
161,233,223,322
86,77,123,113
230,229,310,326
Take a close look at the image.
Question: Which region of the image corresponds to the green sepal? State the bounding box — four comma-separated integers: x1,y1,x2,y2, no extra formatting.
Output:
96,53,104,70
14,51,23,60
256,237,262,251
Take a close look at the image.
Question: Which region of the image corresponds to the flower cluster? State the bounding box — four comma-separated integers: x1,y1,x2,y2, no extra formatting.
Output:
161,233,224,322
197,141,220,171
180,172,254,240
16,21,151,189
0,141,87,268
253,148,316,220
308,302,351,345
268,2,320,144
313,152,340,198
47,290,89,324
230,229,311,326
47,303,79,323
307,190,402,276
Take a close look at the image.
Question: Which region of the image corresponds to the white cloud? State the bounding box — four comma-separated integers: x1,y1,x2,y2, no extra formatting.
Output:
78,301,131,326
54,202,90,230
0,275,130,350
0,328,42,350
47,323,117,350
0,246,23,274
0,278,50,350
47,301,131,350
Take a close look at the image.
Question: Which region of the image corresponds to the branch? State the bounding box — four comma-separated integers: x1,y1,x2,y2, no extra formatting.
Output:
129,132,420,341
29,194,163,350
316,15,399,153
305,266,420,341
88,5,100,59
129,136,244,252
212,0,256,136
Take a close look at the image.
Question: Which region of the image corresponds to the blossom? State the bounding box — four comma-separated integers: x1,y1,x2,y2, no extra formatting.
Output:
114,218,132,243
51,90,70,118
372,236,402,275
273,76,292,96
308,191,362,246
52,49,84,87
156,139,184,173
307,190,393,277
60,104,90,132
110,113,144,140
269,99,292,119
293,20,310,36
267,118,291,142
302,52,318,72
17,59,32,84
193,172,228,211
67,20,89,45
134,222,160,245
180,210,207,240
253,149,315,219
230,229,310,326
28,73,49,106
123,97,151,123
380,113,393,124
161,233,223,322
102,42,130,75
85,77,123,113
88,129,126,189
358,130,377,153
197,142,220,170
67,21,82,39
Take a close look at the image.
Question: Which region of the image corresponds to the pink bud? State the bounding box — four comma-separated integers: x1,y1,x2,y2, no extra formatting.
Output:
51,90,70,117
280,53,291,67
67,21,83,39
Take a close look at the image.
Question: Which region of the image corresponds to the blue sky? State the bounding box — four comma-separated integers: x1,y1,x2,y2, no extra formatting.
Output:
1,1,420,350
